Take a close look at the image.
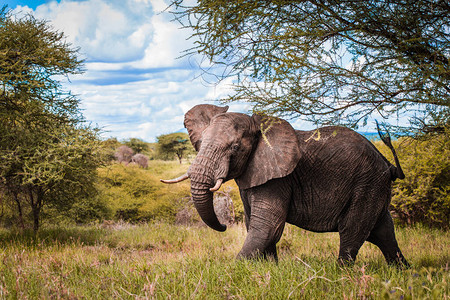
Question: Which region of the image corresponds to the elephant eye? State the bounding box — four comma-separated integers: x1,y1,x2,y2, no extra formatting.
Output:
231,143,239,152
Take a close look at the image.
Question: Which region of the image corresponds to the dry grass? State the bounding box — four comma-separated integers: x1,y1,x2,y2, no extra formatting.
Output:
0,223,448,299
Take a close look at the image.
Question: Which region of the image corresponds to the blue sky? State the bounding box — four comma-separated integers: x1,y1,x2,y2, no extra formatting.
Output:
5,0,252,142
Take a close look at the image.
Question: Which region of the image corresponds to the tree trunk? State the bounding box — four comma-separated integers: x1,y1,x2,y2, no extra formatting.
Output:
12,191,25,230
28,186,43,234
32,207,39,234
176,151,183,164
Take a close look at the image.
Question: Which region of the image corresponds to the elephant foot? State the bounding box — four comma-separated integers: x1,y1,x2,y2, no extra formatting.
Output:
237,244,278,262
386,254,410,269
337,256,356,267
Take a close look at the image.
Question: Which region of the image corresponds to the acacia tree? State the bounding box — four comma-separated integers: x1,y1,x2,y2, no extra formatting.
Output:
172,0,449,134
157,133,194,163
0,8,105,232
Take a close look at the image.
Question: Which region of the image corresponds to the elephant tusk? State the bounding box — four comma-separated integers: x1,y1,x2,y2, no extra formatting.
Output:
160,173,189,184
209,178,223,192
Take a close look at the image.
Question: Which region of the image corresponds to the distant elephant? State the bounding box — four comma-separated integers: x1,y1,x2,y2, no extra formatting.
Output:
161,104,408,266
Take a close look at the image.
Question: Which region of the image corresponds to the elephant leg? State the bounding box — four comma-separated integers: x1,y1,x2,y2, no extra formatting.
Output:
237,180,290,260
338,213,373,265
239,189,251,231
238,218,286,260
337,182,395,265
367,211,409,267
262,242,278,262
338,196,380,265
337,235,366,265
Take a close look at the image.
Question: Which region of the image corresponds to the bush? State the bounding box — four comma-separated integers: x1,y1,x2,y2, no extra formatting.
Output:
97,162,191,223
376,132,450,228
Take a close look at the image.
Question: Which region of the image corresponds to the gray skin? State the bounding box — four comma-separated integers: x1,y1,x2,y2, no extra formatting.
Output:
162,104,408,266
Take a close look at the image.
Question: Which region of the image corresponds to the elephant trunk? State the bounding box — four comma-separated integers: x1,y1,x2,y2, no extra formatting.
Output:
190,186,226,232
188,146,227,232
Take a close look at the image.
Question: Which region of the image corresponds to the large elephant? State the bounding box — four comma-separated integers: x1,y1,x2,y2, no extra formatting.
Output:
161,104,408,266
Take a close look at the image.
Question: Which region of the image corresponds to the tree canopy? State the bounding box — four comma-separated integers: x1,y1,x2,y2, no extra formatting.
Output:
157,132,194,163
124,138,150,154
172,0,449,134
0,8,104,231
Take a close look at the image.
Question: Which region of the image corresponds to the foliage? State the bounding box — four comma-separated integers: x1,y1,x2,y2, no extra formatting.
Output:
96,160,243,224
157,132,195,163
0,10,104,232
172,0,449,134
42,194,110,226
124,137,149,154
97,162,191,222
376,132,450,229
0,8,83,122
0,223,448,298
0,124,106,230
101,137,122,161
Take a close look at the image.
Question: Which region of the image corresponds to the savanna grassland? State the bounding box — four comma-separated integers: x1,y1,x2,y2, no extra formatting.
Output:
0,222,448,299
1,138,449,299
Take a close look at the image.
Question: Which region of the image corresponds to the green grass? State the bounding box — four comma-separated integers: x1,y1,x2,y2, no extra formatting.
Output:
0,223,448,299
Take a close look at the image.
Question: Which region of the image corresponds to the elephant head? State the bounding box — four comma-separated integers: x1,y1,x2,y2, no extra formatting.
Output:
161,104,301,231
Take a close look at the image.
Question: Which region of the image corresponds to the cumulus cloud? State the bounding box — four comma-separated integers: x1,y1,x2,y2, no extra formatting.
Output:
32,0,155,62
12,0,234,142
72,67,230,141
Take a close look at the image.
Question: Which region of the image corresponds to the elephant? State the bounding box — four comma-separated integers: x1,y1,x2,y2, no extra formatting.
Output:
161,104,409,266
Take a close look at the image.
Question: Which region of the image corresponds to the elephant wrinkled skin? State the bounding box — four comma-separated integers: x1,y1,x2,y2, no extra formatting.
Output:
161,104,409,266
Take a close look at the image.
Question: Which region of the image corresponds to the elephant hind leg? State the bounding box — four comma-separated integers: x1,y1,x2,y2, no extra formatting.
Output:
337,233,367,266
337,211,372,265
337,179,393,265
337,201,378,264
367,211,409,267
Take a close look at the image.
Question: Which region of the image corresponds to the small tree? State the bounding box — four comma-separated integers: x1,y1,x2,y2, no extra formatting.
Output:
157,132,194,163
102,138,122,161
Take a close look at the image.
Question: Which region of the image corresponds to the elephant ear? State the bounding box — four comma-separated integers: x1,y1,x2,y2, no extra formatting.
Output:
236,114,301,189
184,104,229,151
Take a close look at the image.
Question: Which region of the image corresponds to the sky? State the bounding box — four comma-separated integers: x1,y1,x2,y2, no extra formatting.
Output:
4,0,252,142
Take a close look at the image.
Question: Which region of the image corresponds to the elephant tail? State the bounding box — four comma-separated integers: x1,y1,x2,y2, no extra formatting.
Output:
376,121,405,181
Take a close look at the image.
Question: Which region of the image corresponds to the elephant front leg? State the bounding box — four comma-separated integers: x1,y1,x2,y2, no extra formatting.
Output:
237,182,290,261
238,224,285,261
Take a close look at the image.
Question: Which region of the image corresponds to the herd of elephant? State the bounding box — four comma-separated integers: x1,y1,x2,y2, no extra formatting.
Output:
161,104,409,267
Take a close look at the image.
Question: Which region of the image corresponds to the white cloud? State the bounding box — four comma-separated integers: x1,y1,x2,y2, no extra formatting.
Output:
149,0,170,12
32,0,155,62
138,15,180,68
12,0,245,142
72,68,225,141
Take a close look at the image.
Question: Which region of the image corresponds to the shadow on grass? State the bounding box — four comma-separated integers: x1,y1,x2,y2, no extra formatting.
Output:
415,255,450,269
0,226,109,248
